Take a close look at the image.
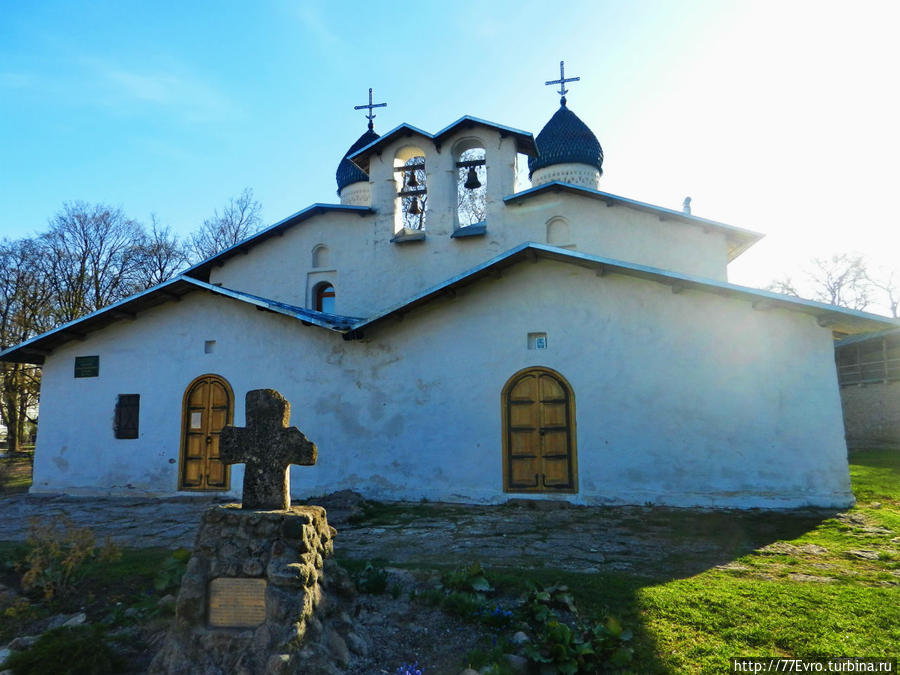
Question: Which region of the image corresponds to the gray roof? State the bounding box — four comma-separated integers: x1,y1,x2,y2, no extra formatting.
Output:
347,116,537,176
183,203,373,282
528,104,603,177
348,243,899,337
0,277,362,364
835,326,900,348
504,181,763,262
5,243,895,365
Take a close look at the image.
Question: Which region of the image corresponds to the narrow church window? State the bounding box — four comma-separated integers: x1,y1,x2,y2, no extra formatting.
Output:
394,149,427,231
456,147,486,228
315,283,336,313
312,245,329,268
546,217,570,246
114,394,140,439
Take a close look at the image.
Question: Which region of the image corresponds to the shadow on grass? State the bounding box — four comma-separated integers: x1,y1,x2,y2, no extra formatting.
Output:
338,451,900,672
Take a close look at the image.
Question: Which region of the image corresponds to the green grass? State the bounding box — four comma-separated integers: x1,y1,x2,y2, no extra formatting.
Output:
0,543,174,643
392,450,900,673
0,454,33,494
1,448,897,673
557,449,900,673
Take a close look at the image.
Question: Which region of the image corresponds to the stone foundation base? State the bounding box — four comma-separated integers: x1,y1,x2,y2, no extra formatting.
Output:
150,504,341,674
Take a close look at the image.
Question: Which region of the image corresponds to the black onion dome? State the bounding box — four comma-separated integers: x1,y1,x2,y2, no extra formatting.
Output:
528,104,603,177
336,127,380,192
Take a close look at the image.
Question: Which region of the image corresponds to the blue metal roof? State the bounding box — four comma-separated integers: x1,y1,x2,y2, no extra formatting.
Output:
336,127,380,193
0,276,363,364
348,243,899,336
504,181,763,262
528,105,603,177
835,326,900,348
183,203,373,282
347,116,536,174
4,243,896,364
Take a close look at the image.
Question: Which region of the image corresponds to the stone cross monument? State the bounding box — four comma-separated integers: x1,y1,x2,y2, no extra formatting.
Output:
150,388,350,673
220,389,317,510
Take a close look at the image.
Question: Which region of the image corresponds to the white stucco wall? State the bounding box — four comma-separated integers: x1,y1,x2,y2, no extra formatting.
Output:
209,128,732,316
32,259,853,508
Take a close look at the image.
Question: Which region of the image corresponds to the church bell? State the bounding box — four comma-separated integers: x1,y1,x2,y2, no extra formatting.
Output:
406,170,419,188
464,166,482,190
408,197,421,215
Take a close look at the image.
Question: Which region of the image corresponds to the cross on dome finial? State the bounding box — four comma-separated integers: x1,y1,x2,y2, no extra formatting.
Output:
545,60,580,107
354,87,387,130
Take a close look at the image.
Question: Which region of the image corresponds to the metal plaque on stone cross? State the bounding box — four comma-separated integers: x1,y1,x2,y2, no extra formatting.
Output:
207,577,267,628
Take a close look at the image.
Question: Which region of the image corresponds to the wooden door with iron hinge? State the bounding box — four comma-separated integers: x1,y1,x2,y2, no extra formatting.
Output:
179,374,233,491
503,367,577,493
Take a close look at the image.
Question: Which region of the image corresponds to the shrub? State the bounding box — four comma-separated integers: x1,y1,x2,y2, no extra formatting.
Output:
153,547,191,592
524,615,633,673
20,517,120,600
353,561,388,594
1,624,126,675
442,561,493,593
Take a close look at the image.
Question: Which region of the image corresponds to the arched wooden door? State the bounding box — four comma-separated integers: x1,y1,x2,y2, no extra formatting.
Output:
502,367,577,493
179,374,233,491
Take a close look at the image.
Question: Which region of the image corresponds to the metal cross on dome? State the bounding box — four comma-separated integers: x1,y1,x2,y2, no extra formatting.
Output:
545,60,580,106
354,87,387,130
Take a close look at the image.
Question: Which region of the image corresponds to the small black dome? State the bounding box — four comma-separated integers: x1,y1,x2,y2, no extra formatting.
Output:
528,104,603,178
336,128,380,193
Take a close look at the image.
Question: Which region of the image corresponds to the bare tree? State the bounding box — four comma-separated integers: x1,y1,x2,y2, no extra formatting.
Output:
766,278,800,297
41,202,147,322
807,254,871,311
768,254,900,316
188,188,263,262
866,266,899,318
0,238,51,452
135,215,189,288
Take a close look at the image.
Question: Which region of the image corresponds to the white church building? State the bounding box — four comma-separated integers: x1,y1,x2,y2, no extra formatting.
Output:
3,84,896,509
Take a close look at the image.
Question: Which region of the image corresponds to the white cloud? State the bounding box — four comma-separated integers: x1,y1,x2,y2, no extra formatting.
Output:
83,57,241,123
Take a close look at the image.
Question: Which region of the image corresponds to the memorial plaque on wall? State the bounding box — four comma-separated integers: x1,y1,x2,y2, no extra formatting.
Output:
207,578,267,628
74,355,99,378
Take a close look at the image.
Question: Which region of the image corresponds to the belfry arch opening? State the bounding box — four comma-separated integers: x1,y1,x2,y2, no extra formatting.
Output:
454,139,487,229
502,366,577,494
394,146,427,232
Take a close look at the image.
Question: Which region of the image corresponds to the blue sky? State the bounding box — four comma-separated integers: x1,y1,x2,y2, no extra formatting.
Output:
2,1,898,297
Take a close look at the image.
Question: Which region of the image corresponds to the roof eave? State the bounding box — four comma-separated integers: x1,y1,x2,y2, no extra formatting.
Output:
0,277,360,365
348,117,538,171
0,277,198,364
183,203,374,281
349,242,898,336
503,182,763,262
